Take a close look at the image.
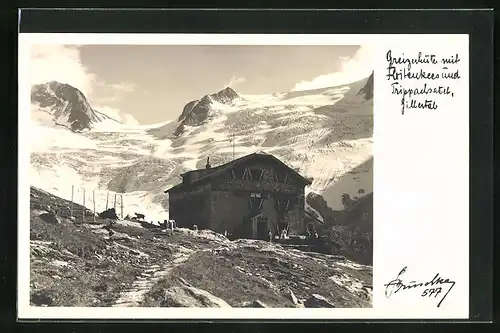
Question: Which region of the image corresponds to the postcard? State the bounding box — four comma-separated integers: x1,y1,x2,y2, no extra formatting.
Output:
18,33,469,320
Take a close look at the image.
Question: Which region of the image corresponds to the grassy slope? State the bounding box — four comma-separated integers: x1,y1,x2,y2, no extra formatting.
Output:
30,186,176,306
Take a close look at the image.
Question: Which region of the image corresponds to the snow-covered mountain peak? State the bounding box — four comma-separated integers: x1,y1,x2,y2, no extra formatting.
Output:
31,81,119,132
210,86,239,104
175,87,241,135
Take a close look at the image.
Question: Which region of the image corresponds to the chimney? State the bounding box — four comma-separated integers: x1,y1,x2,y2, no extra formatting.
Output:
205,156,211,169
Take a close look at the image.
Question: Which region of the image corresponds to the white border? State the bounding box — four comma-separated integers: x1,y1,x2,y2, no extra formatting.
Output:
21,33,462,45
18,33,469,320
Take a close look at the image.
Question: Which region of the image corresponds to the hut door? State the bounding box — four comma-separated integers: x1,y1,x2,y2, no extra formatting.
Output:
255,215,269,240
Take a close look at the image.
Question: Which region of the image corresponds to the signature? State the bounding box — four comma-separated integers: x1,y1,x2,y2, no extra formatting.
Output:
384,266,456,307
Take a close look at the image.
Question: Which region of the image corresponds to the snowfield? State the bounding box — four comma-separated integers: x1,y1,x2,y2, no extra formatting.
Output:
29,75,373,222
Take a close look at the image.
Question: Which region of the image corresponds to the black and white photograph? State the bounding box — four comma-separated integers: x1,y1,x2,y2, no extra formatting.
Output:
27,42,374,309
11,4,496,326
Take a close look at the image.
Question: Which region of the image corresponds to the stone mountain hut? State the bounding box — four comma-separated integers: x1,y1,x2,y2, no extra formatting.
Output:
165,152,313,240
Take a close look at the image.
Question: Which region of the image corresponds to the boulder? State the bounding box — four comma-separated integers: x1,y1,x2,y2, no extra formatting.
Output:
99,208,118,220
38,212,60,225
31,293,54,306
141,222,160,229
288,289,299,305
110,231,132,241
250,300,268,308
160,286,231,308
304,294,336,308
178,277,194,288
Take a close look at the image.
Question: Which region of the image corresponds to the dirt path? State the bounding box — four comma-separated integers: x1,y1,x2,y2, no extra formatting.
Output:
112,245,195,307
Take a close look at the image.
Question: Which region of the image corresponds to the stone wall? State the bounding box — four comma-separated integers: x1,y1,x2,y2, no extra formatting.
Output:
209,190,248,237
169,184,211,228
208,189,305,239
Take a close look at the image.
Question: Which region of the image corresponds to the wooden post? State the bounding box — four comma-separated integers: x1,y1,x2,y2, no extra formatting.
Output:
114,193,117,213
82,188,86,221
70,185,74,218
120,194,124,219
92,190,96,223
105,191,109,210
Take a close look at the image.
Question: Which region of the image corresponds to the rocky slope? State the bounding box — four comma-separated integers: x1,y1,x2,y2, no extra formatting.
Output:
30,186,372,308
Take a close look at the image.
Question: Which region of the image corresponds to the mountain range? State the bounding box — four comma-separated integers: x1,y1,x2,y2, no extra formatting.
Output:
29,74,373,224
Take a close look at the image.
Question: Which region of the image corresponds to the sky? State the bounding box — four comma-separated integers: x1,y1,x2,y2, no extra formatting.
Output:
29,44,373,125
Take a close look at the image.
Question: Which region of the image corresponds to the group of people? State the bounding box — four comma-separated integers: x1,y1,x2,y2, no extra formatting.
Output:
266,228,289,242
266,229,319,242
305,229,319,240
162,219,176,230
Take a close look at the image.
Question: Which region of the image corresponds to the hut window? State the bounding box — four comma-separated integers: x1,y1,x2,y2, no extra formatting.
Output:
249,197,263,214
275,199,290,214
274,170,288,183
234,167,246,179
242,168,251,180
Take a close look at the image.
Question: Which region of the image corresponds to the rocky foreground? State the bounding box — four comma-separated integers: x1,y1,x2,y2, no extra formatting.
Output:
29,186,372,308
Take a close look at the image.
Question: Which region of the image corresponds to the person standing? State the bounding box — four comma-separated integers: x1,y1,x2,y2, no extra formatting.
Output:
268,230,273,242
305,229,311,239
280,228,286,240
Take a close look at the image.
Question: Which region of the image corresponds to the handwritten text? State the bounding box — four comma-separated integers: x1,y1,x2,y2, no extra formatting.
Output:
384,266,456,308
385,50,461,115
